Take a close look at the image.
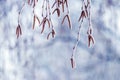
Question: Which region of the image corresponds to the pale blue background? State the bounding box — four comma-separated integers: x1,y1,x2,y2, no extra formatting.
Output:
0,0,120,80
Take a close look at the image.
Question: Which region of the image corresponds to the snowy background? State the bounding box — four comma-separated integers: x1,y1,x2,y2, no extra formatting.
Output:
0,0,120,80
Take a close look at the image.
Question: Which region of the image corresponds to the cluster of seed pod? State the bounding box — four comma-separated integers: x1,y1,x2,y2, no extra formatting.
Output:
16,1,25,39
41,0,55,39
71,0,95,68
52,0,72,29
16,0,39,38
16,0,72,38
16,0,94,69
16,0,55,39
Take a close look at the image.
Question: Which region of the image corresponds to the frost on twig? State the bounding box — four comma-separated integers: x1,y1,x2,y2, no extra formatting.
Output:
71,0,95,68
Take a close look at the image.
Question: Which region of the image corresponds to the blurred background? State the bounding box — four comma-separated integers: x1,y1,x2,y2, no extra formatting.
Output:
0,0,120,80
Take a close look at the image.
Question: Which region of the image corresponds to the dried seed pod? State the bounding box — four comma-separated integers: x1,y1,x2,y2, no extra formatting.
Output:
16,24,22,39
16,31,19,38
62,14,72,29
41,19,46,33
32,15,36,29
32,15,40,28
52,29,55,38
47,32,52,40
41,17,50,33
46,19,50,28
78,10,86,22
70,57,75,68
67,15,72,29
16,25,19,38
62,0,64,12
19,26,22,35
16,26,19,35
88,34,94,47
85,9,88,17
35,16,40,25
47,29,55,39
52,8,60,17
40,18,45,26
